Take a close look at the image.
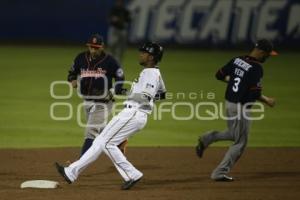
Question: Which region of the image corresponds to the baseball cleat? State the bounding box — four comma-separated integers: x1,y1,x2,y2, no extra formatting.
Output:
196,137,205,158
214,175,234,182
121,177,142,190
55,162,72,184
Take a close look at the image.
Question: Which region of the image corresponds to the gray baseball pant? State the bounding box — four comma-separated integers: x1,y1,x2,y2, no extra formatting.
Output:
84,101,113,139
201,101,251,179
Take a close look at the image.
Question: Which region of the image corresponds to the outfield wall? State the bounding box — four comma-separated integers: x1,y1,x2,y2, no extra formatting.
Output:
0,0,299,47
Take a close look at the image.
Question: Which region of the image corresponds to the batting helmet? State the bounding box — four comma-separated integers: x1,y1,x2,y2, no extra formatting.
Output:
139,42,164,62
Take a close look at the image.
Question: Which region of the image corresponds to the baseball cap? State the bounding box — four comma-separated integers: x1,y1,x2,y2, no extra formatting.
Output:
86,34,104,48
255,39,278,56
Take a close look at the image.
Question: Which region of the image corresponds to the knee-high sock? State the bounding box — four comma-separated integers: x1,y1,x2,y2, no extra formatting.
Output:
80,138,94,157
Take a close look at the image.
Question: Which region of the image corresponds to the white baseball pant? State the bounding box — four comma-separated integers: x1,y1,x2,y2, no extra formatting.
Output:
64,107,147,182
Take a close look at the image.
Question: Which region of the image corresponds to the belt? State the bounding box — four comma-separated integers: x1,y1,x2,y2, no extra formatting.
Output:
85,99,114,103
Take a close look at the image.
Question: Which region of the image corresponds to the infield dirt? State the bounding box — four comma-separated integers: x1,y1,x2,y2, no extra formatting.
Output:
1,147,299,200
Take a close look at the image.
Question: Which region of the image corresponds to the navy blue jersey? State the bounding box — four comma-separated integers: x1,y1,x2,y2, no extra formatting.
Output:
216,56,263,104
67,51,124,100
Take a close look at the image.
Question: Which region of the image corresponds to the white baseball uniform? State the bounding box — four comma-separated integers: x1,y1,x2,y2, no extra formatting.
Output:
64,67,166,182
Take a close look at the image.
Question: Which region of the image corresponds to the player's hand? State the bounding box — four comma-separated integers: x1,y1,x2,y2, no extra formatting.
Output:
224,76,230,82
71,80,77,88
265,97,275,107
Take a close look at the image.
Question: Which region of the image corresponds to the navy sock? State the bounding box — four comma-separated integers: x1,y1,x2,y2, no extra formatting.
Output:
80,138,94,157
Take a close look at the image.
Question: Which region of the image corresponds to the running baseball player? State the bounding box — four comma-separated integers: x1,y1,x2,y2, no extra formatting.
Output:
67,33,127,157
55,42,166,190
196,39,276,181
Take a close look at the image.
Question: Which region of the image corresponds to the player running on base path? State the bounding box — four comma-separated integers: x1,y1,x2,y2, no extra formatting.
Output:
55,42,166,190
196,39,276,181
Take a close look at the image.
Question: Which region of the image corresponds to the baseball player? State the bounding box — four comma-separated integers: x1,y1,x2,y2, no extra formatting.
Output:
67,33,127,157
55,42,166,190
196,39,276,181
107,0,131,63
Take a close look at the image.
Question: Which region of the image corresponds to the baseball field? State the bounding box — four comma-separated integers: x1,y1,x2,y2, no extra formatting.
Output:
0,45,300,199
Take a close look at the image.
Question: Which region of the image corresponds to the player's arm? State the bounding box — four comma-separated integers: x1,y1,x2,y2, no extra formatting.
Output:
249,66,275,107
215,59,233,83
258,95,275,107
139,70,159,101
67,56,81,88
154,75,167,101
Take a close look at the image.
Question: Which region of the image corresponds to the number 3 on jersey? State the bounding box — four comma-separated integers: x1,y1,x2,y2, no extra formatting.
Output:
232,77,241,92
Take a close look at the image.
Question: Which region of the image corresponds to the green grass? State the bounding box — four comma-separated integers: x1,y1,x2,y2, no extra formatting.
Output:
0,45,299,148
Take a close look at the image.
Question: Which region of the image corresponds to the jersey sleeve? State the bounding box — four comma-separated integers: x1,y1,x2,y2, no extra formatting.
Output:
154,75,167,100
158,75,166,93
215,59,233,80
67,55,81,82
247,66,263,100
249,66,263,89
141,70,159,98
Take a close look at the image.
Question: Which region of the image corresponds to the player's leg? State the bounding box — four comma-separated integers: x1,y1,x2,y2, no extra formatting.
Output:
201,130,233,148
197,101,237,158
103,110,147,182
116,30,127,63
63,108,125,182
80,101,94,156
81,102,112,156
107,27,119,61
211,107,251,180
201,101,237,147
114,30,122,63
103,147,130,181
63,109,146,183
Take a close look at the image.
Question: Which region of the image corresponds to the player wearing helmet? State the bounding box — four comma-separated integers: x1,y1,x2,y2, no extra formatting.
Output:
55,42,166,190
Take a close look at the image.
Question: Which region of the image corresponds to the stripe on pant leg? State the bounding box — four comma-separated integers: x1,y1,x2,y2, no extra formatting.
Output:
105,111,137,180
100,118,120,137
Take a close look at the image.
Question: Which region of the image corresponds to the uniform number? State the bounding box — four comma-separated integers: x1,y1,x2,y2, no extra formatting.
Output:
232,77,241,92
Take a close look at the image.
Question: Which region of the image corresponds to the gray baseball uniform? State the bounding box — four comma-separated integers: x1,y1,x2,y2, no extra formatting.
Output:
197,54,266,181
